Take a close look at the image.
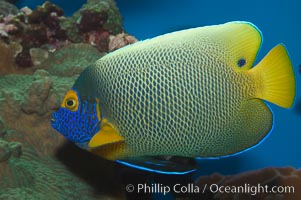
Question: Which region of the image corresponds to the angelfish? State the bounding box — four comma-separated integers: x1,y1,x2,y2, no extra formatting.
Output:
51,21,295,174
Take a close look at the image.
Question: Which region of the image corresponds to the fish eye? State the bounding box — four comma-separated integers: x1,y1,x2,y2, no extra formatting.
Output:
65,98,77,110
237,58,246,67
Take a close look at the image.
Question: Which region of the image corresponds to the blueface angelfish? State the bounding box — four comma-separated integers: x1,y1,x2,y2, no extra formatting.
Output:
51,21,296,174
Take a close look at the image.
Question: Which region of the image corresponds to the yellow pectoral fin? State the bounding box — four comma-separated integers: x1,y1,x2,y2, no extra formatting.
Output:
88,120,124,148
91,141,128,160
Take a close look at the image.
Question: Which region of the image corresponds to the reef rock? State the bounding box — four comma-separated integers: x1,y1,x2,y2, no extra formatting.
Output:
10,1,68,68
29,47,49,66
0,1,19,17
1,0,136,73
0,64,100,198
195,167,301,200
0,69,76,116
0,115,7,136
44,43,104,77
0,0,136,199
109,33,138,52
0,138,21,162
0,146,97,200
21,70,54,115
0,70,77,158
0,139,10,162
0,40,22,75
61,0,123,46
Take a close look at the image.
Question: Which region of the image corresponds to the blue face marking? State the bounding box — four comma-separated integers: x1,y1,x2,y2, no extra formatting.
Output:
50,91,101,144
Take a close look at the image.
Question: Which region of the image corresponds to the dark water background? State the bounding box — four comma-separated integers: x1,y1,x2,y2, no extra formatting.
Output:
15,0,301,176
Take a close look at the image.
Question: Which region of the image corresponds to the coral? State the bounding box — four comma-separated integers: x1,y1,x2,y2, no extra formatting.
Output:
21,70,54,115
20,6,32,15
0,0,136,72
27,1,64,25
61,0,123,46
0,1,19,17
108,33,138,52
0,40,14,73
0,2,19,37
195,167,301,200
0,70,76,156
0,17,18,37
14,49,33,67
0,138,21,162
0,115,7,136
84,30,110,52
0,146,96,199
0,139,10,162
44,43,104,77
0,1,137,199
0,69,76,115
4,1,68,68
0,40,22,75
78,10,108,33
29,47,49,66
0,68,125,198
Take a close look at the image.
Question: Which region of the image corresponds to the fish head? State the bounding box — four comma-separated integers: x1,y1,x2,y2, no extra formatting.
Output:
50,89,101,146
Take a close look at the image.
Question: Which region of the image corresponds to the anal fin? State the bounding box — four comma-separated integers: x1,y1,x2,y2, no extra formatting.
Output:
116,156,198,175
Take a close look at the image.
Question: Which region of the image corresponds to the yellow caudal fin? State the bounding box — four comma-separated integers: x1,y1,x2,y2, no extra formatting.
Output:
249,44,296,108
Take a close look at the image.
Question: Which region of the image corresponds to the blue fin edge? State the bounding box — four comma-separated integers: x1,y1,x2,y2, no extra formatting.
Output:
116,160,197,175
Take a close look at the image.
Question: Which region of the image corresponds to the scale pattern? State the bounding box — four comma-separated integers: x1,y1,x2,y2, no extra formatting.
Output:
80,25,268,157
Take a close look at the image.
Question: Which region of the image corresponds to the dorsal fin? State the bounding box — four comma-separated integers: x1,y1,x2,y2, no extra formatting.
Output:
197,21,262,70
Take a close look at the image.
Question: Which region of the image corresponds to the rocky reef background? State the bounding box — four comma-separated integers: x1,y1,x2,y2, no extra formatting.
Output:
0,0,300,200
0,0,136,199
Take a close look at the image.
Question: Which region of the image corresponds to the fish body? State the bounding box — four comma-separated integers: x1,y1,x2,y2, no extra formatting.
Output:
51,21,295,173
